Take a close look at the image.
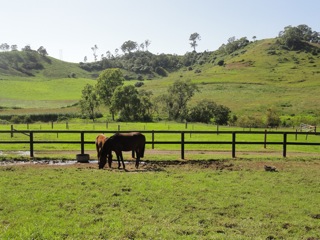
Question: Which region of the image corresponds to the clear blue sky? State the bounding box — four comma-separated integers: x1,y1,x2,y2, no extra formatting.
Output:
2,0,319,63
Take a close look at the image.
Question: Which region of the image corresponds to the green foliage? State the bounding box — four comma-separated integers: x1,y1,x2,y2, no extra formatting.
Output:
155,66,168,77
266,108,281,128
189,32,201,51
213,104,231,125
278,24,320,50
163,80,199,121
110,85,153,121
219,36,249,54
96,68,124,107
188,100,217,123
79,84,100,121
121,40,138,53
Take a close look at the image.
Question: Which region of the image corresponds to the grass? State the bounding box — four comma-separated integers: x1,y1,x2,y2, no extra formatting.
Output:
0,77,96,109
1,39,320,119
0,159,319,239
0,122,319,160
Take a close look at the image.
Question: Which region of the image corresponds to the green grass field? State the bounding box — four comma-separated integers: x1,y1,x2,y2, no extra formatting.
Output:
0,122,319,161
1,39,320,120
0,159,319,239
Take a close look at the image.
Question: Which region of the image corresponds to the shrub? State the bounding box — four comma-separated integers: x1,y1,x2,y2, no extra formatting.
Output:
135,81,144,87
155,67,168,77
217,59,224,66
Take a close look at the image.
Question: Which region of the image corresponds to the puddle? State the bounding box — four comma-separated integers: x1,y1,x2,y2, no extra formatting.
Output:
0,160,79,166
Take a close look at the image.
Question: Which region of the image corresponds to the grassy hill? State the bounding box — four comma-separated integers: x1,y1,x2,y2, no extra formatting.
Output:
0,39,320,123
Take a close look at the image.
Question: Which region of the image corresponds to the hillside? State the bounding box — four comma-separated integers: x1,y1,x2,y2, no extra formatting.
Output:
0,50,94,79
0,38,320,123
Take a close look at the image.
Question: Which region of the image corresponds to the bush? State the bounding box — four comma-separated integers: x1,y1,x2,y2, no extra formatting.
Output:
155,67,168,77
134,81,144,87
217,59,224,66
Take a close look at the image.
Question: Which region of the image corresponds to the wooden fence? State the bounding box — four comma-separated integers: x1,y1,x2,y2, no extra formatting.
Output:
0,130,319,159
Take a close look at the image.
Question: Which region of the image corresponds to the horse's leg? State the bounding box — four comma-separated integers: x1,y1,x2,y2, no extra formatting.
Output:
116,151,121,169
132,150,135,158
107,151,113,168
120,152,125,169
135,149,140,169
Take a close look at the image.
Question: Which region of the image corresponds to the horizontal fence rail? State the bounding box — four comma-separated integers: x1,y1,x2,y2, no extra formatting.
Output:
0,130,319,159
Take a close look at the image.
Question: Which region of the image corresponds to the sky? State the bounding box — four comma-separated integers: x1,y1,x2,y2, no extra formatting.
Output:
1,0,319,63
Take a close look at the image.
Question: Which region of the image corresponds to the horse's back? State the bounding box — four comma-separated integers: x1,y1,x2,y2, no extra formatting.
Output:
112,132,145,151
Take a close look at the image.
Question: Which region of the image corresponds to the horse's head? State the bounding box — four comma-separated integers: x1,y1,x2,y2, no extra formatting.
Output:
99,138,112,169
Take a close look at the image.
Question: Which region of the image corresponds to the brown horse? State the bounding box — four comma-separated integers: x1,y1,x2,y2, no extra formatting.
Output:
99,132,145,169
95,134,107,160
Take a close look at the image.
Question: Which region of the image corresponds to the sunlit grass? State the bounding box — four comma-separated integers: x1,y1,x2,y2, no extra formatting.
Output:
0,160,319,239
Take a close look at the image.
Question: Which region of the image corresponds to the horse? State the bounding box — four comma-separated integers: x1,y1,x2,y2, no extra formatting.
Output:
99,132,145,169
95,134,107,160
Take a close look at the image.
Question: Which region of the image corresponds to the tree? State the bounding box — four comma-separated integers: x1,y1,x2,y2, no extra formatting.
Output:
188,100,217,123
278,24,320,49
96,68,124,119
91,44,98,61
37,46,48,56
189,32,201,52
278,26,303,50
144,39,151,51
266,108,280,128
79,84,100,121
121,40,138,54
11,45,18,51
110,86,153,121
22,45,32,51
213,105,231,125
137,89,153,121
163,80,199,121
0,43,10,51
110,85,141,121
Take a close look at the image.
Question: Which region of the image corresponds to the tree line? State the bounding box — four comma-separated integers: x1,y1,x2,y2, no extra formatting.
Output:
0,43,48,56
79,68,232,124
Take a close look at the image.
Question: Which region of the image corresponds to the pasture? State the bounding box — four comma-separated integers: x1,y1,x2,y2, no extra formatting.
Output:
0,121,319,160
0,159,319,239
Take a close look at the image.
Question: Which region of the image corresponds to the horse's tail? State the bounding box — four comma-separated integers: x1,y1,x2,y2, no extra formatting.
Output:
141,144,145,158
141,134,146,158
95,138,100,158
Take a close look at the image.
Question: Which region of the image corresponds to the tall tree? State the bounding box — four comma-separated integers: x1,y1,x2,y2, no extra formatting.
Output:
144,39,151,51
37,46,48,56
164,80,199,121
96,68,124,119
79,84,100,121
120,40,138,54
0,43,10,51
110,85,140,121
189,32,201,52
91,44,98,61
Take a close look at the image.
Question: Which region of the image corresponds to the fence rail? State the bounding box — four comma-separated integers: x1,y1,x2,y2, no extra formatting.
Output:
0,130,319,159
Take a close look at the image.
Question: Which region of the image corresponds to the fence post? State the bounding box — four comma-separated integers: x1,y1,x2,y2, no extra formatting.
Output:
181,132,185,160
264,129,267,148
152,130,154,149
30,131,34,158
81,132,85,154
232,132,236,158
11,125,13,138
283,133,287,157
